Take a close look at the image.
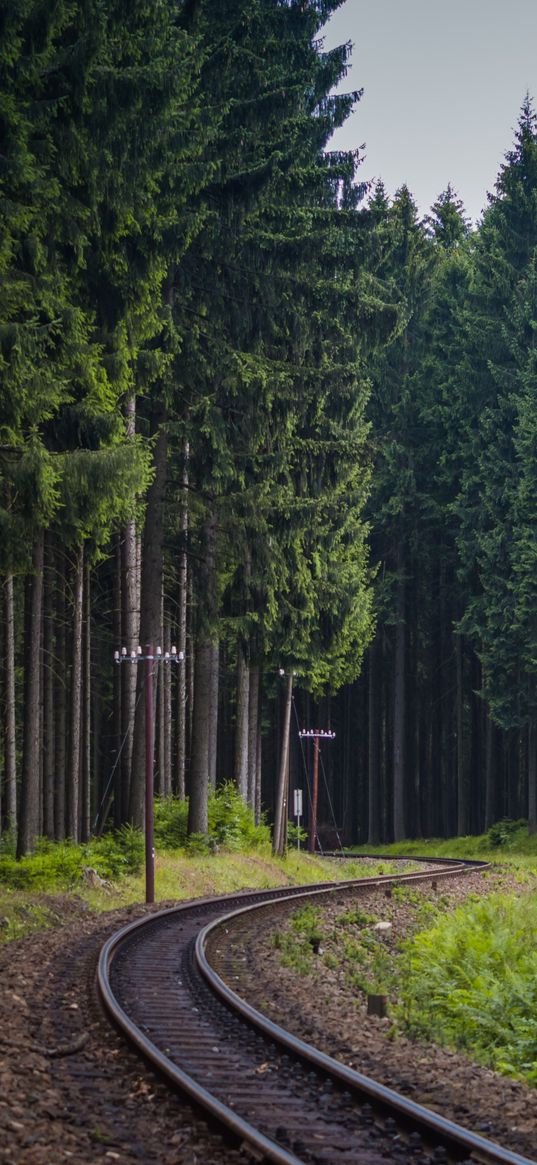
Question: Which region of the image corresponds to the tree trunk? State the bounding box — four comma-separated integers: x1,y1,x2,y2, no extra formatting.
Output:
17,530,44,856
234,644,249,800
129,420,168,825
80,558,91,842
175,439,189,799
528,718,537,834
455,632,469,835
188,506,218,836
207,641,219,789
66,544,84,841
113,534,123,827
484,711,497,831
367,636,381,844
3,573,17,831
54,548,67,839
247,664,260,812
188,639,215,835
163,621,173,796
120,513,139,818
392,552,406,842
42,538,55,837
255,697,262,826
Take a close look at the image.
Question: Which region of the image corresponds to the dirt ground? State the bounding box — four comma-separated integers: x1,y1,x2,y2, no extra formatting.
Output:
0,867,536,1164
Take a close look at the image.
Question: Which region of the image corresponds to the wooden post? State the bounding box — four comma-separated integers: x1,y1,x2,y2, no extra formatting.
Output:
145,644,155,904
273,672,293,856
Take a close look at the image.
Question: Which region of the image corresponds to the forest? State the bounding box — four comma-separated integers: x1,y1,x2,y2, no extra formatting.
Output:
2,0,537,858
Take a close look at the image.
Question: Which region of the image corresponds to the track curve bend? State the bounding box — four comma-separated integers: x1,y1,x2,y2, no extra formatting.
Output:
97,859,535,1165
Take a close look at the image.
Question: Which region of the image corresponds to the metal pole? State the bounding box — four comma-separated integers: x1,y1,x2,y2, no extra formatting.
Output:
144,643,155,904
309,732,320,853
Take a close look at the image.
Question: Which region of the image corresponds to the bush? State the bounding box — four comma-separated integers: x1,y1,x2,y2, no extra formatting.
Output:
0,827,144,891
208,782,270,851
0,840,83,890
87,824,144,878
486,818,527,848
154,784,270,853
287,822,308,849
397,892,537,1084
154,796,189,848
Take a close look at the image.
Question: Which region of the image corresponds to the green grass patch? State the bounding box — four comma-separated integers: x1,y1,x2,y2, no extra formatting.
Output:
347,819,537,874
271,903,324,973
396,891,537,1085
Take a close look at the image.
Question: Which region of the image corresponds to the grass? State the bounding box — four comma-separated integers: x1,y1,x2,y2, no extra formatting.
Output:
348,820,537,875
0,845,394,942
396,890,537,1085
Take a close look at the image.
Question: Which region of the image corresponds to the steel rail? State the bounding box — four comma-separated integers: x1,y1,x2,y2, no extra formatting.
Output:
197,882,533,1165
98,859,534,1165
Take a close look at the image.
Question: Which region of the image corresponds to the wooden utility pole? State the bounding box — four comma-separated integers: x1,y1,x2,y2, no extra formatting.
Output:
273,671,293,856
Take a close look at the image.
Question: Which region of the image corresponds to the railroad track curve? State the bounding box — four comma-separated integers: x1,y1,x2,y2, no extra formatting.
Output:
97,858,534,1165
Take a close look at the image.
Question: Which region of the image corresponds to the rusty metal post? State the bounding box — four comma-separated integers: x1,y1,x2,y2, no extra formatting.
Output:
309,733,320,853
299,728,336,855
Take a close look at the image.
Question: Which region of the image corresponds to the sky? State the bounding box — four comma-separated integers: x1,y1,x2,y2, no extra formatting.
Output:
322,0,537,225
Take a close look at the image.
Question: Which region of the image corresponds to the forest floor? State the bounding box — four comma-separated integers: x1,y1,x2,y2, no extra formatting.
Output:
1,863,536,1165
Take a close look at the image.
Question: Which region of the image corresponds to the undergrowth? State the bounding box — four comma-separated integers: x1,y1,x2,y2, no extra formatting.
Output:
271,904,323,973
396,891,537,1085
0,783,269,892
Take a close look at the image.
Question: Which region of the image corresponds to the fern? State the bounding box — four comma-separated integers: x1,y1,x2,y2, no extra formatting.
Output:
397,892,537,1084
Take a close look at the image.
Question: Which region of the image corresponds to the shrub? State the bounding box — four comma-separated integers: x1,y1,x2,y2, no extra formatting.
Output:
207,782,270,851
0,840,83,890
154,796,189,848
486,818,527,848
154,784,270,853
87,824,144,877
0,827,144,891
397,892,537,1084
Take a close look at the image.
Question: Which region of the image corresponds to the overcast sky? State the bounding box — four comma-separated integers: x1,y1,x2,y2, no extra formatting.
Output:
322,0,537,224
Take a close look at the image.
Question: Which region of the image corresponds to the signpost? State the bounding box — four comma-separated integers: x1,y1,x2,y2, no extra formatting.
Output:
293,787,303,848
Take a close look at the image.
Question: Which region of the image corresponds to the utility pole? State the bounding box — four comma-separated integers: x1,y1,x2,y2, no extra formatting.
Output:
298,728,336,854
144,644,155,903
115,644,183,903
273,670,293,856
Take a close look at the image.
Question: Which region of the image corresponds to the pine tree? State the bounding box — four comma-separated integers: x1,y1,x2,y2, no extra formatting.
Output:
454,100,537,829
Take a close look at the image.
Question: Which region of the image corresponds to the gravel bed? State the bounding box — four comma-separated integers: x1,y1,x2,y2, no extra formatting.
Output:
214,864,537,1161
1,867,536,1164
0,899,252,1165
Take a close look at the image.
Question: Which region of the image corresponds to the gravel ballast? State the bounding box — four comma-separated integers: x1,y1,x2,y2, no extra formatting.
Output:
1,866,536,1163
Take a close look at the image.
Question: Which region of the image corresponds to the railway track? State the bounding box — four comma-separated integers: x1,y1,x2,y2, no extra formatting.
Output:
98,858,535,1165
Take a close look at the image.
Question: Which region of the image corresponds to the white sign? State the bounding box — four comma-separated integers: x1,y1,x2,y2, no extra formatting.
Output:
293,788,303,817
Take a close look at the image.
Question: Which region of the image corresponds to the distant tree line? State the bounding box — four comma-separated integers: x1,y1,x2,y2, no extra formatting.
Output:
321,100,537,842
1,3,537,853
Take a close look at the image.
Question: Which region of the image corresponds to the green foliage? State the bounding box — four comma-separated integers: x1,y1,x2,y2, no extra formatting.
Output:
335,905,376,928
0,827,143,890
154,797,189,849
86,825,144,877
154,785,270,853
286,821,308,849
486,819,529,848
397,892,537,1084
207,782,270,851
271,903,324,973
0,841,84,890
